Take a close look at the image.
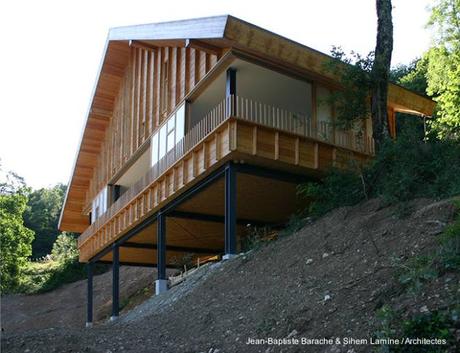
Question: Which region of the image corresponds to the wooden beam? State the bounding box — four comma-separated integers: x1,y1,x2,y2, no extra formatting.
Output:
121,241,220,254
129,40,158,51
185,39,222,56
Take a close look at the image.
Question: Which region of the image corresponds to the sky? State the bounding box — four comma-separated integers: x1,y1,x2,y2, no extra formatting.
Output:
0,0,435,189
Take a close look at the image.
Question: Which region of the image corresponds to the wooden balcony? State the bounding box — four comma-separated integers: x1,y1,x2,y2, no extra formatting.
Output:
78,95,373,262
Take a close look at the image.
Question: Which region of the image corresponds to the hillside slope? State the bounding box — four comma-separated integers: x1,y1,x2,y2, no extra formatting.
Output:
2,198,459,353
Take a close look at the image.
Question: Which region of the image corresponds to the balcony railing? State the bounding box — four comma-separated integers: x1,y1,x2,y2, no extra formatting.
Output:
79,95,374,247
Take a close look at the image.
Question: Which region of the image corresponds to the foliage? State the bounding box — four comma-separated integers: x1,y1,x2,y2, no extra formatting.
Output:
170,253,195,271
392,200,460,294
437,200,460,271
241,226,274,251
19,258,86,294
0,168,34,293
297,168,364,217
298,122,460,217
392,255,439,294
426,47,460,139
375,305,460,353
18,231,107,294
425,0,460,139
51,232,79,262
323,47,374,130
391,57,429,96
23,183,69,258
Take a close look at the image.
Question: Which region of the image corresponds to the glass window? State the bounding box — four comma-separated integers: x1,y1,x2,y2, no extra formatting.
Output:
167,130,175,151
175,104,185,142
151,132,159,165
167,115,175,133
159,125,167,160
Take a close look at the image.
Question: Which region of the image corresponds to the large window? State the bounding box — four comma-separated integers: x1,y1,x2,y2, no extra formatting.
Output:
151,103,186,166
91,186,108,223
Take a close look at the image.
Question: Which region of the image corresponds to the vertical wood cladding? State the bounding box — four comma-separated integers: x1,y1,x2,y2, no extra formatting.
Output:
86,45,219,206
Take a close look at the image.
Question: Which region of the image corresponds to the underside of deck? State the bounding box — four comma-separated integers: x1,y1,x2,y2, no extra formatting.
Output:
95,163,307,267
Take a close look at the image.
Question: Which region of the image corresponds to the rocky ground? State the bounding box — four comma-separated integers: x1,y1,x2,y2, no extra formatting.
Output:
2,198,459,353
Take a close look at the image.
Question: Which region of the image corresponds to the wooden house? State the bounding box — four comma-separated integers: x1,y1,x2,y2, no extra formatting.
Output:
58,15,435,325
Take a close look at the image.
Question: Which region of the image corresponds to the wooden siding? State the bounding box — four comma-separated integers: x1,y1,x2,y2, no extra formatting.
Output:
85,45,219,209
79,121,234,262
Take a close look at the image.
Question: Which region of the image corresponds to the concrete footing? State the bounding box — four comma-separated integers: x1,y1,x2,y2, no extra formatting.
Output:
110,316,118,322
155,279,168,295
85,322,93,328
223,254,237,261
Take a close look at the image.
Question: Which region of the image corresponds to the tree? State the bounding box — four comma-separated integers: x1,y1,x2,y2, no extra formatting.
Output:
0,170,34,292
370,0,394,148
426,0,460,139
23,184,68,258
390,57,429,96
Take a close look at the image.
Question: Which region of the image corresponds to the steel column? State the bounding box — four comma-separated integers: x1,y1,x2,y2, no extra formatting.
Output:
226,68,237,116
157,212,166,280
225,162,237,255
86,262,93,327
111,245,119,319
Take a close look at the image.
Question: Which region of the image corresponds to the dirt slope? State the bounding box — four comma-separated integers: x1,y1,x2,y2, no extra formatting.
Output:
2,198,459,353
1,267,156,333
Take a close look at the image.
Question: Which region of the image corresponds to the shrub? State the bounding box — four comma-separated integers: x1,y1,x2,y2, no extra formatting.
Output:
298,122,460,217
375,305,460,353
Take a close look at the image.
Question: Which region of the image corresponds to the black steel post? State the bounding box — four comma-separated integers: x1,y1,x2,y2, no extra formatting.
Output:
226,68,237,116
157,212,166,280
112,245,119,318
225,162,237,255
86,262,93,326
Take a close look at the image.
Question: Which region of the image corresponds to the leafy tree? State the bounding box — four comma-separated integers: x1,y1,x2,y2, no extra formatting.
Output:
0,169,34,292
391,57,429,96
23,184,67,258
323,0,394,150
324,48,374,130
51,232,79,263
426,0,460,139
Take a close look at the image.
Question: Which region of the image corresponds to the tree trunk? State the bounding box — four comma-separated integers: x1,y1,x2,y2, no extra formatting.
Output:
371,0,394,150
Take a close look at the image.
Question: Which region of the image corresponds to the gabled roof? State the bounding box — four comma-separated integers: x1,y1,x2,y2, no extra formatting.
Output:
59,15,436,232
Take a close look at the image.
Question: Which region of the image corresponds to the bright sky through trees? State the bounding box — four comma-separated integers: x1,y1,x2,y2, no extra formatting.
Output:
0,0,433,189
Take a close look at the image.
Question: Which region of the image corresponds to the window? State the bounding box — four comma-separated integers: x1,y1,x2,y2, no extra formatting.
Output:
151,103,186,167
91,186,108,223
151,133,159,165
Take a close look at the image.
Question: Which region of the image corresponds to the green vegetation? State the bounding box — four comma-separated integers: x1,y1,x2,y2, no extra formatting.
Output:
323,47,374,130
24,184,68,258
0,163,96,294
393,200,460,294
372,202,460,352
298,123,460,218
241,226,275,251
18,233,84,294
375,305,460,353
0,173,34,292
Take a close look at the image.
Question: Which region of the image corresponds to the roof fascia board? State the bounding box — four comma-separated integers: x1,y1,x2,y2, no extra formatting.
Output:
109,15,228,41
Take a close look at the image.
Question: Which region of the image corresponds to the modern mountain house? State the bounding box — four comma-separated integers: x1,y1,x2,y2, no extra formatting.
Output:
58,15,435,325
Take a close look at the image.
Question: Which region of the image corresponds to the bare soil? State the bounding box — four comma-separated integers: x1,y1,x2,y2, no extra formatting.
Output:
2,198,459,353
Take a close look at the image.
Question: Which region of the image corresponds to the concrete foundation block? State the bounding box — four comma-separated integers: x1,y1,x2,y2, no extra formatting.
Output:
155,279,168,295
